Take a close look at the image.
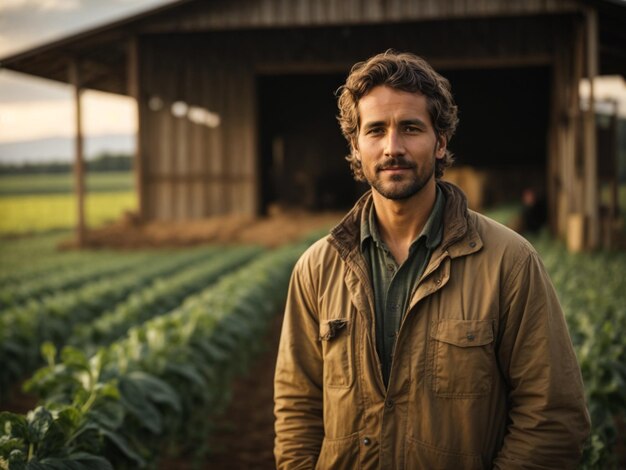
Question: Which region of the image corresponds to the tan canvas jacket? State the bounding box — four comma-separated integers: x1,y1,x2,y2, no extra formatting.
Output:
274,181,590,470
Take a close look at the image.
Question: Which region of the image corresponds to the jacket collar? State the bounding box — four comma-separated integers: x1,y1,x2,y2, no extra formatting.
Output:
328,180,482,260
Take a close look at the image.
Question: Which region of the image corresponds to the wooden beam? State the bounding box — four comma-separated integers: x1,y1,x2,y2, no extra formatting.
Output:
583,8,599,249
255,55,553,76
68,59,86,247
127,36,145,221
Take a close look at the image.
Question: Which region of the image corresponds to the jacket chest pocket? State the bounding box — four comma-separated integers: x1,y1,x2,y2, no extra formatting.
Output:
319,319,354,389
430,319,494,398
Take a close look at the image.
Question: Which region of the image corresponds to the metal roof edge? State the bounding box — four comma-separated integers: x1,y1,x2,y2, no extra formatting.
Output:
0,0,196,66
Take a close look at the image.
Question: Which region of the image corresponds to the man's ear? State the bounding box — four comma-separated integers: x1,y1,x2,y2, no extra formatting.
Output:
435,135,447,159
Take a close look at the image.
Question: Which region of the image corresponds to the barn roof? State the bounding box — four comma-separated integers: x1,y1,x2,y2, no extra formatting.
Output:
1,0,625,95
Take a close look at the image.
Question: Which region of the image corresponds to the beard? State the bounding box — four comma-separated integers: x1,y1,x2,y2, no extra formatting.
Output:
365,155,436,200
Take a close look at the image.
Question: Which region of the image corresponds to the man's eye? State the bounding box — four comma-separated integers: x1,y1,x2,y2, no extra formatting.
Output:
367,128,384,135
404,126,420,133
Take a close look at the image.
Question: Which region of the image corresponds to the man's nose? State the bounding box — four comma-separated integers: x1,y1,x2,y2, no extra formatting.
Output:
384,129,406,156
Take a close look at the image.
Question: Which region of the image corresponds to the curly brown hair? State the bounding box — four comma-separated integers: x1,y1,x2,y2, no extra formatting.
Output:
337,50,459,181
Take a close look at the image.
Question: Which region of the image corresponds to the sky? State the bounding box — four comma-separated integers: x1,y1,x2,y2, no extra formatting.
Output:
0,0,174,162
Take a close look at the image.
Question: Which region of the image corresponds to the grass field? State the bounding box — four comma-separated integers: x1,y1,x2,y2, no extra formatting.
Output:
0,172,136,235
0,171,133,195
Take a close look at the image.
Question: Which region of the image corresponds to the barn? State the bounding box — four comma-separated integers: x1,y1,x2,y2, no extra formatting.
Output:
1,0,625,250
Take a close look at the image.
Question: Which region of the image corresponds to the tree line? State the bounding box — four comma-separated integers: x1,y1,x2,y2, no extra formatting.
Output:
0,153,133,175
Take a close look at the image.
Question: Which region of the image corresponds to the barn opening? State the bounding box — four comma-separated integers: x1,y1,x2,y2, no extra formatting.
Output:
442,66,551,210
257,73,366,214
257,66,550,214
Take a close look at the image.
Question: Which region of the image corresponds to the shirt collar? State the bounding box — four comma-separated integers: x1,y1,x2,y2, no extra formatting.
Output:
360,185,445,253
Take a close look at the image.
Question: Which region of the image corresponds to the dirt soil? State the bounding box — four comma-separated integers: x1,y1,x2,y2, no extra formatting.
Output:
61,210,343,249
159,314,284,470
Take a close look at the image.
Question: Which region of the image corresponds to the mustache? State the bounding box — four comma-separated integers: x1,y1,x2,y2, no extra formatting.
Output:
375,157,417,172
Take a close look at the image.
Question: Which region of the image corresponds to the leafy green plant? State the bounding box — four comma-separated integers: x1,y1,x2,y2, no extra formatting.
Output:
69,246,263,353
530,233,626,469
0,246,221,401
0,252,153,309
0,343,120,470
4,243,306,469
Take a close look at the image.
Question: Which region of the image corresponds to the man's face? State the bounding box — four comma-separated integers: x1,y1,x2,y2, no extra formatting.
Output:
355,86,446,201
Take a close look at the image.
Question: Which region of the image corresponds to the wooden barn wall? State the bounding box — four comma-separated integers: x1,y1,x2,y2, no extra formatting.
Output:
138,14,572,220
140,37,257,220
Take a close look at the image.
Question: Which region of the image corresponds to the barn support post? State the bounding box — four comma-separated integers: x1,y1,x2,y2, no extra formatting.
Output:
128,36,145,221
68,59,86,247
582,8,600,250
567,17,586,253
549,19,584,252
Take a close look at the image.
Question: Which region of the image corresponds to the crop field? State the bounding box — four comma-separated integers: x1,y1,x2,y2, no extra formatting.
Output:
0,172,135,235
0,229,624,468
0,231,311,468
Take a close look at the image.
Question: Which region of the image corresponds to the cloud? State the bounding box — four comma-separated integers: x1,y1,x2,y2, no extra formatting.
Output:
0,0,80,12
0,0,174,57
0,90,136,143
0,70,70,103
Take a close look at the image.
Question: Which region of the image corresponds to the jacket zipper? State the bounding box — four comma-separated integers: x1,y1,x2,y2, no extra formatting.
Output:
349,251,388,397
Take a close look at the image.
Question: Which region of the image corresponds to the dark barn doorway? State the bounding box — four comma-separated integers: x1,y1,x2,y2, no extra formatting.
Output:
256,66,551,214
257,74,365,214
442,66,551,207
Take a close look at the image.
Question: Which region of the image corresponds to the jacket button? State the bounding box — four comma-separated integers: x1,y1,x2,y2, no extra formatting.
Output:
385,399,394,409
363,437,371,446
435,278,442,285
469,241,477,248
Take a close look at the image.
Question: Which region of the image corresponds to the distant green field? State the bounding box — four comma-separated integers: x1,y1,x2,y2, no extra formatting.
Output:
0,171,133,196
0,191,137,234
0,172,136,235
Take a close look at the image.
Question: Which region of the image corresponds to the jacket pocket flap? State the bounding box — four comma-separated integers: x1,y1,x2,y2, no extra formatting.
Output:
319,319,349,341
432,319,493,347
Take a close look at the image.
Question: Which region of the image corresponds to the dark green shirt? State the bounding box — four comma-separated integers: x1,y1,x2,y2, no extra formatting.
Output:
360,187,444,387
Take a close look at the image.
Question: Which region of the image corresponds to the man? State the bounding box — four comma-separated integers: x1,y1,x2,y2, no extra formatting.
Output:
274,50,590,469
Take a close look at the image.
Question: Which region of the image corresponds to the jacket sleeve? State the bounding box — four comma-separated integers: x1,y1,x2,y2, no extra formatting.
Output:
493,249,591,469
274,256,324,469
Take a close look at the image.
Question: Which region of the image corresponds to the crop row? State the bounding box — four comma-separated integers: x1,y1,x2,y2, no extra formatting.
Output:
0,251,156,309
69,246,263,355
0,242,304,469
531,234,626,469
0,246,226,400
0,232,149,290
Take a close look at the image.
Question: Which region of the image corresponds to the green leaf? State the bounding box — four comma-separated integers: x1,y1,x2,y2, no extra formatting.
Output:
34,422,66,461
26,408,53,444
99,429,145,467
40,343,56,369
125,372,181,413
0,413,28,440
8,449,26,469
60,348,89,373
0,436,24,457
117,378,162,434
86,401,125,430
37,452,113,470
95,382,119,401
164,362,206,388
